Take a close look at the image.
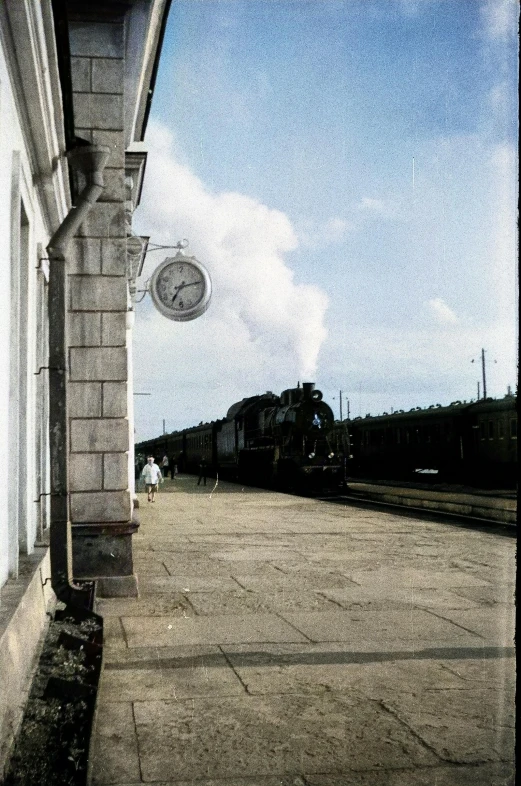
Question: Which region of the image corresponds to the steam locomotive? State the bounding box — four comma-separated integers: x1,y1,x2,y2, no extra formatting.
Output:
136,382,347,493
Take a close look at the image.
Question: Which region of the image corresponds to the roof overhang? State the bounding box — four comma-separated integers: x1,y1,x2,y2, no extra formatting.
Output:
124,0,173,145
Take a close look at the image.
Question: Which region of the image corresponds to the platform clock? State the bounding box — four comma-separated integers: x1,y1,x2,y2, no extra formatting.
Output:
149,251,212,322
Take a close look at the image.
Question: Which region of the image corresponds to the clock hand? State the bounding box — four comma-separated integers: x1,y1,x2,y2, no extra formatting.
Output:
171,281,202,304
171,281,186,304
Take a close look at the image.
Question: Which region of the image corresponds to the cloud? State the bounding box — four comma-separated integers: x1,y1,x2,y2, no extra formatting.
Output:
357,197,396,218
324,217,351,242
133,122,329,438
296,216,353,249
425,298,459,324
480,0,518,41
396,0,437,18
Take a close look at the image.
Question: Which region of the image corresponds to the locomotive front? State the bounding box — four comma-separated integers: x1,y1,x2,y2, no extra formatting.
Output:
272,383,345,492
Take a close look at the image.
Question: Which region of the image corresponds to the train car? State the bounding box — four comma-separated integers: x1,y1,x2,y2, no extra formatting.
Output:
340,394,517,488
183,422,216,474
464,397,518,486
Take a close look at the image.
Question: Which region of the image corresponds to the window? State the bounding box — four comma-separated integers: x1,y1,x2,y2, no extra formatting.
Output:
488,421,494,440
480,421,486,440
510,419,517,439
498,420,504,439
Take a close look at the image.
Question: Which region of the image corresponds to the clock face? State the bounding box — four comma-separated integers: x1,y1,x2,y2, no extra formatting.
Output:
149,253,212,321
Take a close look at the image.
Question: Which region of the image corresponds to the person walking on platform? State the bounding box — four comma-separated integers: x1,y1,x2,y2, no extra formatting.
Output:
161,455,169,478
197,458,207,486
142,456,162,502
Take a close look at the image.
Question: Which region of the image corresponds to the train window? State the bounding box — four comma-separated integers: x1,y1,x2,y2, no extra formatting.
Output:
497,420,504,439
480,422,486,440
415,427,421,444
405,428,410,444
488,421,494,440
396,428,401,444
510,419,517,439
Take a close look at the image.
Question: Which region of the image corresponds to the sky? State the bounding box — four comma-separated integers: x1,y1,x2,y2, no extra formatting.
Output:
133,0,518,442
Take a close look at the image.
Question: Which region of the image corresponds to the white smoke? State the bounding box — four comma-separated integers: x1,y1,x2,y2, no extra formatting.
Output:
132,122,328,437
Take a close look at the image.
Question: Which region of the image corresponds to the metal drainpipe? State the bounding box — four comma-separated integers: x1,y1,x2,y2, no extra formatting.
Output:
46,144,110,606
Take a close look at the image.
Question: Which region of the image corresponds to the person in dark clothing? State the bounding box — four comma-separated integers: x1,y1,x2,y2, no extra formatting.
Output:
197,459,207,486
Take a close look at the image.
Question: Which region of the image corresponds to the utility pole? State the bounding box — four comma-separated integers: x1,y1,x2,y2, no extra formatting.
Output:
163,419,166,435
472,349,490,400
346,399,350,419
339,390,343,421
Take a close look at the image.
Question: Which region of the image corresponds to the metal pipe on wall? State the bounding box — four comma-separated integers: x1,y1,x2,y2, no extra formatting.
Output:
46,144,110,606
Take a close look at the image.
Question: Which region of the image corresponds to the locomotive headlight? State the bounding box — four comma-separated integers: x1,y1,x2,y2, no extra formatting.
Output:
328,452,335,459
308,452,315,459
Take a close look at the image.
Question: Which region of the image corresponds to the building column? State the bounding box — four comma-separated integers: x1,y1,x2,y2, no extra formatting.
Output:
66,8,138,596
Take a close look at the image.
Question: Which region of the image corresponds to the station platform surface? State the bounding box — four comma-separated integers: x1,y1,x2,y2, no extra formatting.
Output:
90,475,515,786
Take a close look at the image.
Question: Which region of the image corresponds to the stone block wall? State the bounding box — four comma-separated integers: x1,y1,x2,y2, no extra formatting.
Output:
66,7,137,595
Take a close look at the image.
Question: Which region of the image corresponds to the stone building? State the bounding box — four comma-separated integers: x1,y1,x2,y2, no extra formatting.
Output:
0,0,171,773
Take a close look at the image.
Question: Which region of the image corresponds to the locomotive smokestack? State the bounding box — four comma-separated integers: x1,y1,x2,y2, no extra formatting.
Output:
303,382,315,400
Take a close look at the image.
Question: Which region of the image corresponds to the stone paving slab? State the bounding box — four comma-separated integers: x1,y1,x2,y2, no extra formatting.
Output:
90,702,141,784
320,586,482,611
382,687,515,763
280,608,486,644
220,643,469,696
101,643,225,665
96,594,194,617
208,547,304,561
121,612,309,647
98,651,244,702
102,616,127,649
163,556,277,577
346,567,493,588
440,657,516,688
231,570,357,591
187,589,342,615
138,575,241,593
132,693,439,781
304,761,515,785
422,606,515,644
96,765,516,786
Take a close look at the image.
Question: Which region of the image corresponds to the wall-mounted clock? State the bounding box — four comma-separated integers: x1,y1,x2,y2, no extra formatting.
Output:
149,251,212,322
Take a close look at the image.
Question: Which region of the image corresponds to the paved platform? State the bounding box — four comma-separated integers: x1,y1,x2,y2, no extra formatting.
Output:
90,475,516,786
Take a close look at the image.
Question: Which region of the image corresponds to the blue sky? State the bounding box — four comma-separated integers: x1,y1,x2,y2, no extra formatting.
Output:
133,0,518,440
